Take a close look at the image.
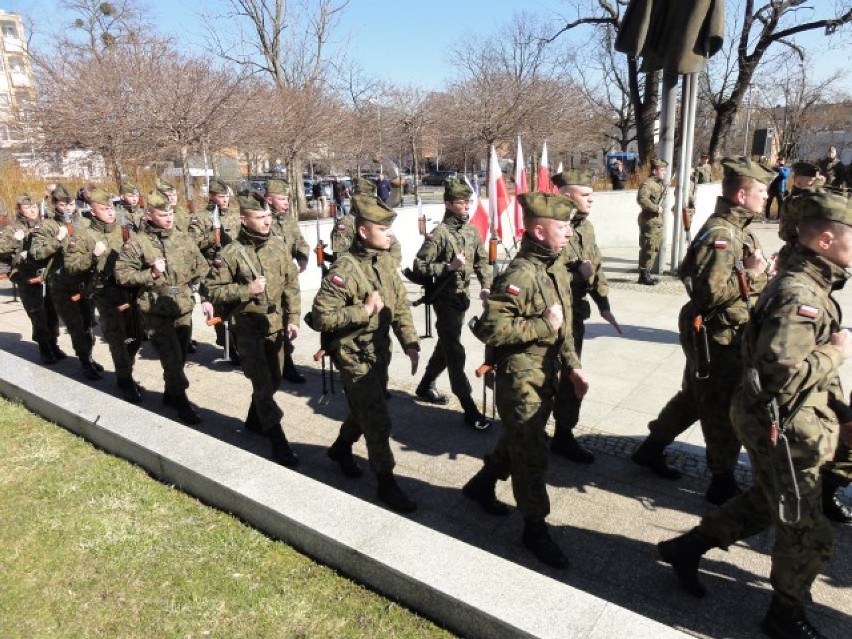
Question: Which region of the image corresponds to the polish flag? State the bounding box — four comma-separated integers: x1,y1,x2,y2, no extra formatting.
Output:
466,175,490,243
487,145,510,241
513,136,528,240
538,140,553,193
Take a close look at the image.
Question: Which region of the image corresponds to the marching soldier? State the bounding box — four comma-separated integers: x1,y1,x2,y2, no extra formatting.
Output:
311,194,421,513
115,191,209,424
63,188,145,403
637,159,668,285
411,177,492,429
462,192,589,568
330,177,402,265
695,153,713,184
0,193,64,363
29,184,103,380
633,157,773,504
116,181,144,230
551,170,621,463
658,189,852,639
265,179,310,384
205,177,240,364
203,192,301,467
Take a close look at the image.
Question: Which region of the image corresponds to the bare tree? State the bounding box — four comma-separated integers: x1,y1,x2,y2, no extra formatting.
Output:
63,0,151,58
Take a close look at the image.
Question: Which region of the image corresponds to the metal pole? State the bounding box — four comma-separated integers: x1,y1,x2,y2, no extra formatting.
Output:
672,74,691,273
656,72,678,275
677,73,700,268
743,84,753,156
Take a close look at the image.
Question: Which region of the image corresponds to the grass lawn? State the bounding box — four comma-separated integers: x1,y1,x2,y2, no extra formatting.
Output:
0,397,454,639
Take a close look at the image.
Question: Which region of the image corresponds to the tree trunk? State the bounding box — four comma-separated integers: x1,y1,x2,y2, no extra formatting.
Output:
180,145,193,207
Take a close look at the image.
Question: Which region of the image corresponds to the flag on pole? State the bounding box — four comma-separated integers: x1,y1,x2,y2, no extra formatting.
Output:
538,140,553,193
466,175,490,243
488,145,510,241
513,136,528,240
555,160,563,173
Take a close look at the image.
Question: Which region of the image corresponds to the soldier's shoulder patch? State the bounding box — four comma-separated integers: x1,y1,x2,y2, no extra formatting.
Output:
506,284,521,296
336,223,346,230
425,233,433,241
797,304,819,319
212,257,223,267
331,274,345,287
712,239,728,249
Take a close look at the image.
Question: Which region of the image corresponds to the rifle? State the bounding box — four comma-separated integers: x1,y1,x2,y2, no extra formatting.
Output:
681,207,693,243
116,208,141,345
683,276,711,379
734,260,752,313
304,310,336,402
417,197,426,236
212,204,222,247
314,212,331,275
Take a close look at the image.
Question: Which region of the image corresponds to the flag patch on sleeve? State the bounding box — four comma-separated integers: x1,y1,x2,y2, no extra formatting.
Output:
506,284,521,296
713,240,728,249
797,305,819,318
336,224,346,230
331,274,345,287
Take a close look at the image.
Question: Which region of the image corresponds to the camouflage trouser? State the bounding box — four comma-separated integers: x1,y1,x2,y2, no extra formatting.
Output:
650,317,742,475
824,441,852,484
699,392,838,607
420,303,472,400
93,293,141,380
339,357,394,474
16,279,59,345
485,360,558,521
213,303,238,349
236,330,284,434
144,312,192,396
638,218,662,270
50,280,95,358
553,312,585,437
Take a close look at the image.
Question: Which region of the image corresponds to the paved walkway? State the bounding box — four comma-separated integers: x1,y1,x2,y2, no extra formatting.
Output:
0,221,849,638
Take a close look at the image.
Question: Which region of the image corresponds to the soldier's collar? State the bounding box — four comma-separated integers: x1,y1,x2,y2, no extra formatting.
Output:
443,211,467,228
90,217,116,232
239,226,270,246
520,233,561,262
145,221,174,238
713,197,755,227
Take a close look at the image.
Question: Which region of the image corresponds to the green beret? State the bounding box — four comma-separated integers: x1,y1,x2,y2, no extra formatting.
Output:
119,181,139,195
791,162,819,178
265,179,290,195
146,190,171,211
89,188,113,206
353,177,376,195
798,190,852,227
156,179,175,194
720,156,775,184
352,195,396,225
517,192,573,222
551,170,593,188
443,177,472,200
238,191,267,212
651,159,669,170
208,178,229,195
52,183,73,203
16,193,35,206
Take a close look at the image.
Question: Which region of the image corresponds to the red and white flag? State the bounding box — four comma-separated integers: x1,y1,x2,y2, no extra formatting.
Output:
487,145,510,241
538,140,554,193
466,175,490,243
513,136,528,240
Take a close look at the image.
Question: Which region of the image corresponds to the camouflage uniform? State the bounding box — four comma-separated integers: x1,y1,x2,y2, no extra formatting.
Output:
818,155,845,192
330,211,402,265
778,184,821,269
412,180,492,421
637,165,666,275
695,162,713,185
115,200,208,421
0,204,61,359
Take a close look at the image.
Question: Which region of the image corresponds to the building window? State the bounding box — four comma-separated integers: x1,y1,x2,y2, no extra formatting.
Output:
0,124,11,142
1,22,18,39
0,93,10,109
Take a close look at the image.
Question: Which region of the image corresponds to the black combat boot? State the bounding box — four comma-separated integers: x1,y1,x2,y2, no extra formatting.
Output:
117,377,142,404
657,527,714,597
376,473,417,513
415,381,448,405
327,437,364,478
460,395,492,430
462,466,509,516
760,596,827,639
632,436,682,480
50,342,68,360
821,472,852,524
172,391,201,425
551,431,594,464
705,472,742,506
270,428,299,468
522,519,569,568
243,401,263,434
187,339,197,354
38,341,57,365
80,355,103,380
282,357,306,384
229,343,242,366
638,268,658,286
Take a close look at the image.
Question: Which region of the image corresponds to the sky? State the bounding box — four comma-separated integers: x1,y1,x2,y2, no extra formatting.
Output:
5,0,851,93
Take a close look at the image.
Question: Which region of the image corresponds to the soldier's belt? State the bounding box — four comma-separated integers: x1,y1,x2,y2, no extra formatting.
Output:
153,285,182,296
242,302,278,314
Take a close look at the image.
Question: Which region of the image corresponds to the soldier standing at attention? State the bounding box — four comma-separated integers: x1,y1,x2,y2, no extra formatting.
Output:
462,192,589,568
817,145,845,192
203,192,301,467
658,190,852,639
633,157,772,504
550,170,621,463
695,153,713,184
115,191,209,424
637,159,668,285
156,179,192,233
412,177,492,429
265,179,310,385
116,181,144,230
30,184,103,380
311,194,421,513
0,193,64,364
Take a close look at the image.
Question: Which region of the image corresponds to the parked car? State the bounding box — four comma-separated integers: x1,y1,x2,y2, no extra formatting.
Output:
421,170,458,186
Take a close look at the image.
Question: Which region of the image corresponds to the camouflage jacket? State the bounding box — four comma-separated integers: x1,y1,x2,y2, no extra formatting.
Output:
62,217,132,306
475,234,580,372
116,201,144,232
0,216,51,283
741,244,848,417
330,212,402,265
637,176,665,220
560,214,609,315
779,186,821,243
679,197,768,346
270,213,310,264
114,222,208,317
695,164,713,184
202,227,301,335
412,212,492,305
29,211,91,288
311,239,419,376
818,157,845,191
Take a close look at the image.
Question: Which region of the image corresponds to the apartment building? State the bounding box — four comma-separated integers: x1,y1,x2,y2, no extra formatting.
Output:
0,11,34,149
